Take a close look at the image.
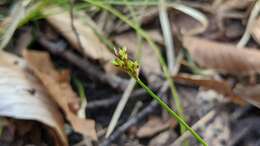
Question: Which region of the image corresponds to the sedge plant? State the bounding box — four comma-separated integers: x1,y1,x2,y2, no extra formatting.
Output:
112,48,208,146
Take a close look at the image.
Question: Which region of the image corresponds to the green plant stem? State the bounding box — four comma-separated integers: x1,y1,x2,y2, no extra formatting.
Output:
85,0,184,130
136,78,208,146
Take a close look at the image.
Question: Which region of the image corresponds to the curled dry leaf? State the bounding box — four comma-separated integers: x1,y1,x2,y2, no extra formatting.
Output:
44,6,113,64
23,50,97,140
183,36,260,75
251,16,260,45
0,51,68,146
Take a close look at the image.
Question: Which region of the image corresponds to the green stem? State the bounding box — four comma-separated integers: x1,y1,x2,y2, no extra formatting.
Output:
85,0,185,132
136,78,208,146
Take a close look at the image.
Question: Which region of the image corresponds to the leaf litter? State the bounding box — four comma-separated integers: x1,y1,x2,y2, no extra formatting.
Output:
0,51,67,146
23,49,97,141
2,0,260,145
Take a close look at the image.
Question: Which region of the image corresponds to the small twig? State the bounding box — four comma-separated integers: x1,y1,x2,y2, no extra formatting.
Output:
100,81,169,146
105,78,136,138
171,110,216,146
86,88,145,109
37,35,128,91
129,101,143,118
87,96,120,109
69,0,84,51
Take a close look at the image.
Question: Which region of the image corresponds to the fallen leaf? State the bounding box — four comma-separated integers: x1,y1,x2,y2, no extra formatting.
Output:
251,16,260,45
136,116,172,138
23,50,97,140
174,74,234,96
183,36,260,75
174,73,245,105
44,6,113,64
0,51,68,146
113,31,162,86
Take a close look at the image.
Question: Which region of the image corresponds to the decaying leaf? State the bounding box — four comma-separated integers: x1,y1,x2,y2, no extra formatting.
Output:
136,116,173,138
174,73,245,105
113,31,162,86
174,74,234,97
183,36,260,75
44,6,113,64
0,51,68,146
23,50,97,140
251,16,260,45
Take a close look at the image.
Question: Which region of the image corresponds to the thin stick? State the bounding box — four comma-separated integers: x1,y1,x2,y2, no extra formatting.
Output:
105,78,136,137
171,110,216,146
100,81,169,146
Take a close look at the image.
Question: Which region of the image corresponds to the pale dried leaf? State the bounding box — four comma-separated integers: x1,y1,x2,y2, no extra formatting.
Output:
0,51,68,146
136,116,172,138
44,7,113,63
183,36,260,75
23,50,97,140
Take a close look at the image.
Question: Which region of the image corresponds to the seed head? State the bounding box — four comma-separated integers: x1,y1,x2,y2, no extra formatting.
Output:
112,47,139,79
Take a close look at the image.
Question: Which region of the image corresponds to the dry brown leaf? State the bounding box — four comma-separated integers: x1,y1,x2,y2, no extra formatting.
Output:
174,74,234,96
183,36,260,75
113,31,162,86
0,51,68,146
251,16,260,45
136,116,172,138
173,73,245,105
23,50,97,140
44,7,113,64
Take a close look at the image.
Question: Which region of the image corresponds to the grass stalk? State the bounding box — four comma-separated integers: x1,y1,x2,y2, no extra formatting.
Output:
112,48,208,146
85,0,185,128
136,78,208,146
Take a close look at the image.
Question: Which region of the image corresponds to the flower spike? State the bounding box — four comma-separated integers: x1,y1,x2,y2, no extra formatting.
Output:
112,47,139,79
